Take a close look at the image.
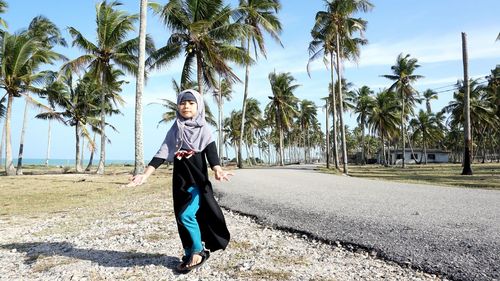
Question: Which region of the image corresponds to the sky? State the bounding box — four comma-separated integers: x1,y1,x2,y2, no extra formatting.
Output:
1,0,499,162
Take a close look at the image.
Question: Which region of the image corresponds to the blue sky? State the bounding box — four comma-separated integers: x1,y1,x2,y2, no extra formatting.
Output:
2,0,499,162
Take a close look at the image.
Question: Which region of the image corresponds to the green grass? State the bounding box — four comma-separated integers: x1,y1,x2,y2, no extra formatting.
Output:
0,166,172,216
345,163,500,189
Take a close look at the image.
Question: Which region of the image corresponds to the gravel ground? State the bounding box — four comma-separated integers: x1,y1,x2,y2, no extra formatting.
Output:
0,184,443,281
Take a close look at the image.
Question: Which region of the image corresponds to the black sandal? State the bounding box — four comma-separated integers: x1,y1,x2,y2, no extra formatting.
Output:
176,250,210,273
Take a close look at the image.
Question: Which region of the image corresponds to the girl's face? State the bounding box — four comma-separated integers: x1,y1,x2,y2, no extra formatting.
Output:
178,100,198,119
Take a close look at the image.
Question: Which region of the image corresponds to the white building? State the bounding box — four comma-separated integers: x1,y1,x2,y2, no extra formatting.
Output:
380,148,450,164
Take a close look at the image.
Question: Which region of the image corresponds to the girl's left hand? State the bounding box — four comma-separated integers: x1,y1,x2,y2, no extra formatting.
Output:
213,166,234,182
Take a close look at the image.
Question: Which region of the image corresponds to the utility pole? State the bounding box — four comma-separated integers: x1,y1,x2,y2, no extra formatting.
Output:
461,32,473,175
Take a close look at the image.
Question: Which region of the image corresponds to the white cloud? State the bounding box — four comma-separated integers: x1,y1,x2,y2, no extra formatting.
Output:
355,28,499,67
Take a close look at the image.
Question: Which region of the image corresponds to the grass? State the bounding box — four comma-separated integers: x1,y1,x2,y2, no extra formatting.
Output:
0,165,172,217
345,163,500,189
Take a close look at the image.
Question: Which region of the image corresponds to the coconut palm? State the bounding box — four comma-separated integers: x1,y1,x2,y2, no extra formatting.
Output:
442,79,497,131
409,110,444,164
298,99,318,163
486,65,500,118
0,0,7,30
213,78,232,164
0,31,61,175
308,22,339,169
149,0,251,95
16,16,67,175
241,98,262,164
366,90,399,166
310,0,372,174
236,0,282,168
224,110,242,162
382,53,424,168
442,79,499,159
420,89,438,114
266,71,299,166
0,96,5,118
352,85,374,164
134,0,149,175
65,1,153,174
37,68,126,172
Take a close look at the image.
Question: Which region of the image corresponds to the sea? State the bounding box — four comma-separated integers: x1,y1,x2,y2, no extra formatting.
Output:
0,158,134,167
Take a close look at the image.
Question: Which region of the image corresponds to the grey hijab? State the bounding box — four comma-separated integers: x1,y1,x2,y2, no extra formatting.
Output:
154,89,213,161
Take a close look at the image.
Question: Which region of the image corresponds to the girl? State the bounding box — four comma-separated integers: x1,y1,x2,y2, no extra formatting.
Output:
127,89,233,273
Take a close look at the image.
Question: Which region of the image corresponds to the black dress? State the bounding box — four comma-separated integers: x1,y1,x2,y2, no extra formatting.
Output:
150,141,230,252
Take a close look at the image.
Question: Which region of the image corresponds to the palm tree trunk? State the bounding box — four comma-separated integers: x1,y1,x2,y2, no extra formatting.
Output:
330,51,339,169
406,127,418,164
196,53,204,95
45,119,51,167
245,144,252,166
335,39,348,174
96,96,106,174
381,132,386,166
238,39,251,169
233,144,238,163
134,0,147,175
86,132,96,171
424,140,428,164
0,120,5,168
16,97,30,175
276,103,284,166
81,133,85,167
361,121,366,164
5,93,15,175
75,123,83,172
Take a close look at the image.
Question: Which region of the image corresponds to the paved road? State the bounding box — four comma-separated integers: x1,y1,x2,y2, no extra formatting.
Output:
213,165,500,281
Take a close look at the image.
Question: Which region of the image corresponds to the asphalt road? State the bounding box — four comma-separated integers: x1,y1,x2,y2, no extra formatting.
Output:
213,165,500,281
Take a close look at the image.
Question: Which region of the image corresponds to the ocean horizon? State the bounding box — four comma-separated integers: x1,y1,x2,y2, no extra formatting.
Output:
0,158,134,167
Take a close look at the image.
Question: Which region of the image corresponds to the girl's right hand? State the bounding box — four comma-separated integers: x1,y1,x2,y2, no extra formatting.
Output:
125,174,146,187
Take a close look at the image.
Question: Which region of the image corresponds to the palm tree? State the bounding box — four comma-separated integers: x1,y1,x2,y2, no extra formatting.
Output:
0,96,5,167
352,85,374,164
224,110,242,162
486,65,500,119
308,21,339,169
331,0,372,174
366,90,399,166
266,71,299,166
382,53,424,168
37,69,125,173
16,16,67,175
409,110,444,164
0,32,60,175
149,0,251,95
298,99,318,163
421,89,438,114
242,97,262,165
65,1,151,174
213,78,233,164
134,0,149,175
310,0,372,174
0,0,7,30
236,0,282,168
442,79,499,163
